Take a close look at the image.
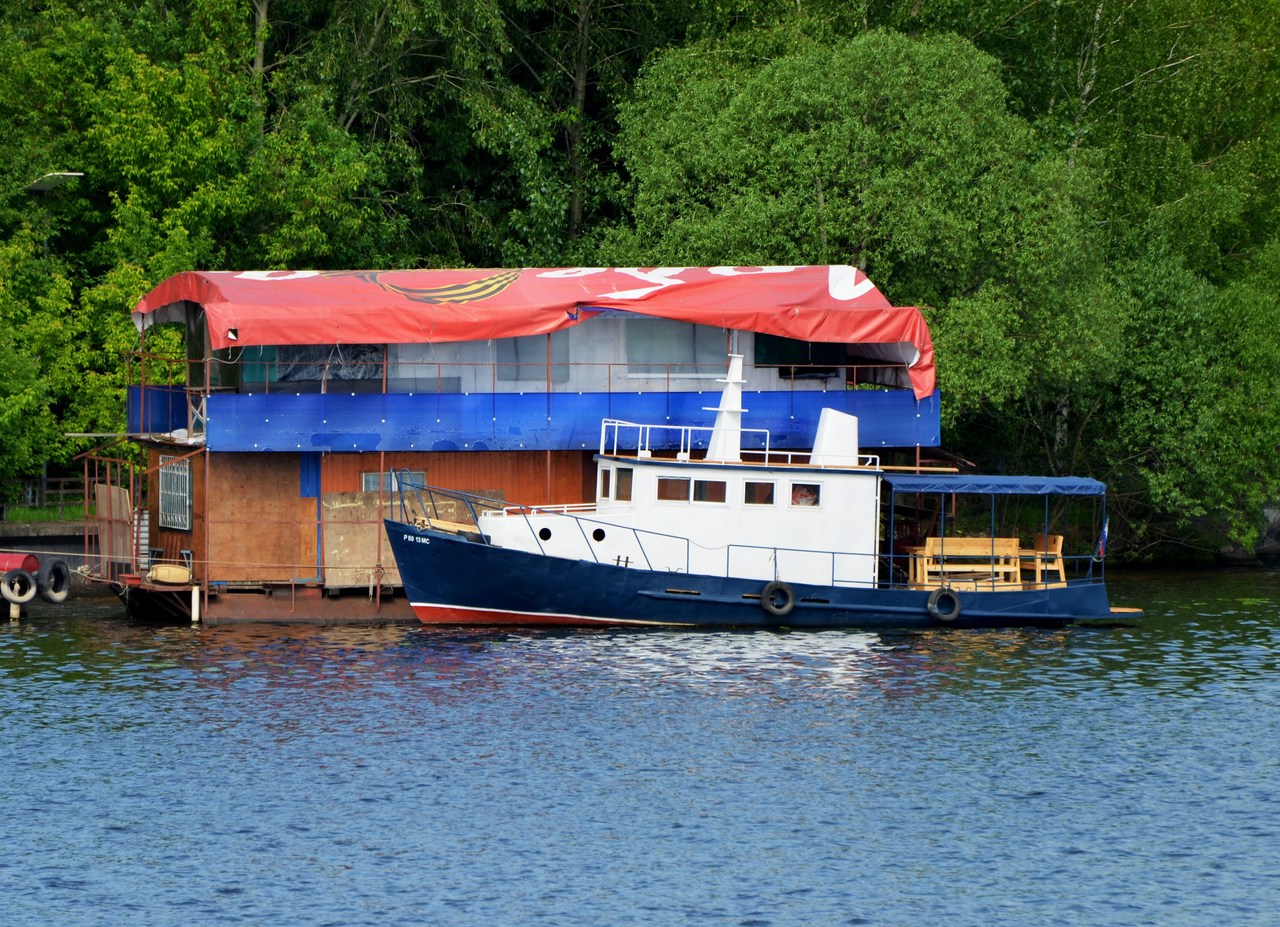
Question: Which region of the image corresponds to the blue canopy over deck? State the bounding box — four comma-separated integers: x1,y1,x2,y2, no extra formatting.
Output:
883,473,1106,497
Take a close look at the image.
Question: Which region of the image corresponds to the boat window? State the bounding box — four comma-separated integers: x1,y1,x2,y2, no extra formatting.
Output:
362,470,425,493
616,468,633,501
790,483,821,507
693,479,727,503
599,468,612,499
657,477,691,501
158,456,192,530
744,481,775,505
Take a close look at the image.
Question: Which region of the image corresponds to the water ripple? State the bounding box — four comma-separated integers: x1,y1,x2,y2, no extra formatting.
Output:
2,571,1278,926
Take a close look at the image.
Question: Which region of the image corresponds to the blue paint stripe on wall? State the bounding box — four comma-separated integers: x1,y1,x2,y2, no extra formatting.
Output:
197,390,941,452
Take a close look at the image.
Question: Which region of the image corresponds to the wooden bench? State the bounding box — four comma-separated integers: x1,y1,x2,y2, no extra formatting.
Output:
1020,533,1065,588
915,536,1022,590
413,515,480,536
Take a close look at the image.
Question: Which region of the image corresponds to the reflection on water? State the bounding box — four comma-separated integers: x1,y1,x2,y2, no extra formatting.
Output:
2,571,1278,926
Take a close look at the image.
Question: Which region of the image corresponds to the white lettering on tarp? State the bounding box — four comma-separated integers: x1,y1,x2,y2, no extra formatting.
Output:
237,270,322,281
601,268,690,299
537,265,871,302
538,267,690,300
827,265,875,301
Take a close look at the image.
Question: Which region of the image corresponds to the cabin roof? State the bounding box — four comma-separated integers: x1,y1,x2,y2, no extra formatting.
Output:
131,266,936,399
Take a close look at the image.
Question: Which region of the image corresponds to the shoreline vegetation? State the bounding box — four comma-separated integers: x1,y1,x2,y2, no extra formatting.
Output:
2,3,1278,561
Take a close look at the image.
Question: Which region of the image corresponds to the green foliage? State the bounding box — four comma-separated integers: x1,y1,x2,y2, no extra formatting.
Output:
0,0,1276,557
1102,238,1280,553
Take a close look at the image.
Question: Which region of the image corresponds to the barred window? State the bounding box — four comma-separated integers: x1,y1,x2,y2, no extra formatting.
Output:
158,456,192,530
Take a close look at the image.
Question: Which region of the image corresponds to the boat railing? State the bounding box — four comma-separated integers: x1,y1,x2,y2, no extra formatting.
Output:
882,546,1105,590
724,542,875,588
391,472,691,572
598,419,880,468
392,473,502,539
134,352,912,398
599,419,776,461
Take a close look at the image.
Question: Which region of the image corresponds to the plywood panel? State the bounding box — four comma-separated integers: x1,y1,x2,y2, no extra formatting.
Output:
321,492,401,588
162,449,596,587
94,483,132,563
206,453,314,583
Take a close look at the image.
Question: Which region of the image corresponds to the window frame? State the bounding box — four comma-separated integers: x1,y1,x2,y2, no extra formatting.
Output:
744,481,776,506
362,471,426,493
693,479,727,504
657,476,692,502
625,318,725,378
789,482,822,508
157,455,193,531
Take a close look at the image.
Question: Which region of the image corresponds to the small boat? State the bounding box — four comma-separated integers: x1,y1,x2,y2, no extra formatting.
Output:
384,355,1140,629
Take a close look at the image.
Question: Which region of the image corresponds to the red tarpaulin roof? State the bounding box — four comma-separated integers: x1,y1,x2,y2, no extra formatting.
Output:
133,266,935,398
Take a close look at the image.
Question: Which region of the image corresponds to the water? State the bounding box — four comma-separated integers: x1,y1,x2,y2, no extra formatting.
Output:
2,571,1277,926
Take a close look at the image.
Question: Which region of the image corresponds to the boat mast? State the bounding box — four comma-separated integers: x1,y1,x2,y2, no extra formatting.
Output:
705,354,747,463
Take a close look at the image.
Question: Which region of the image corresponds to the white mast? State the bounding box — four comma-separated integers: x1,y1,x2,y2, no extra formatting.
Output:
705,354,747,462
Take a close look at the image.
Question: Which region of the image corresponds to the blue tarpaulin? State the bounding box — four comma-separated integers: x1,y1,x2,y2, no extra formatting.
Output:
883,472,1106,496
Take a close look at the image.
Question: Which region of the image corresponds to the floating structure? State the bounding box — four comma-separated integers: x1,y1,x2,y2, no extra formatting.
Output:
385,355,1139,629
83,267,941,623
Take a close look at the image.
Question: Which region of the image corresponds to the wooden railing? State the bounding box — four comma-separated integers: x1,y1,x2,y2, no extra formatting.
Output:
0,477,86,521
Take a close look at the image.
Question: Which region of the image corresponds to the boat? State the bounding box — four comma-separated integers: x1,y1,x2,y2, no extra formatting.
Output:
385,355,1140,629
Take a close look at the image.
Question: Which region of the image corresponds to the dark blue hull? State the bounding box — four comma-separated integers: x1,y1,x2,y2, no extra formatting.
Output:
385,520,1124,630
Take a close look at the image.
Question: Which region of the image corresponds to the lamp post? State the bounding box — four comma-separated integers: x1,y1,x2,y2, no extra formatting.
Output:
25,171,84,193
24,171,83,257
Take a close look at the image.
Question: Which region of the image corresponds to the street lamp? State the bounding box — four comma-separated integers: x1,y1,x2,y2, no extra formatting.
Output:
24,172,83,257
25,171,84,193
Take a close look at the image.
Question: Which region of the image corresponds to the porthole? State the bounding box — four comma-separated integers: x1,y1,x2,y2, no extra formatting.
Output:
538,527,552,541
592,528,606,542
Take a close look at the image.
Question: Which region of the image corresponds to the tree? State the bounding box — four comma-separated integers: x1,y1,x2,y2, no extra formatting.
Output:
607,27,1117,427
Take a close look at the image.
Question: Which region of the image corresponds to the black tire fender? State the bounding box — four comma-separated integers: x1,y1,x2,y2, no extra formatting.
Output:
761,580,796,618
37,558,72,604
2,568,38,605
926,587,962,622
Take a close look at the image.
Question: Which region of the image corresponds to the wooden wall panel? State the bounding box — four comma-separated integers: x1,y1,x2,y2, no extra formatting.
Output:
149,448,596,588
146,445,207,577
206,452,314,583
321,492,401,588
320,450,596,505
